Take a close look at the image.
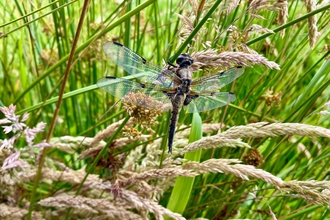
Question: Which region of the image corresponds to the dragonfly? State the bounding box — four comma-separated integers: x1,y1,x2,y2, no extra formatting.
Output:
97,42,244,153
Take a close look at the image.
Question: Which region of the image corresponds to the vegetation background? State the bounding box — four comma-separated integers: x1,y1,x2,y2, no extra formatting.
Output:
0,0,330,219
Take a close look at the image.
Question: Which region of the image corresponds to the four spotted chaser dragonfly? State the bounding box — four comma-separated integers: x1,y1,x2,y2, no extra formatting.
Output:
97,42,244,153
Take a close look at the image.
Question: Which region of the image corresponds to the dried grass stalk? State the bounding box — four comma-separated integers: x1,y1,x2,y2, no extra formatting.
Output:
118,189,186,220
226,0,241,14
180,136,250,154
39,194,143,219
269,206,278,220
221,122,330,139
317,0,330,9
19,167,101,185
79,135,150,160
89,117,137,147
0,204,42,220
51,136,101,154
250,0,288,12
192,50,280,70
285,180,330,190
187,0,199,16
282,181,330,206
175,123,222,138
305,0,320,48
249,0,268,11
86,181,185,219
276,0,288,37
183,159,284,186
121,168,196,188
177,14,195,42
247,24,275,34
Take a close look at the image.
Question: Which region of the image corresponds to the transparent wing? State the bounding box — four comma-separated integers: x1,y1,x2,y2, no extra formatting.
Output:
97,76,172,110
186,92,236,113
191,67,244,92
103,42,176,87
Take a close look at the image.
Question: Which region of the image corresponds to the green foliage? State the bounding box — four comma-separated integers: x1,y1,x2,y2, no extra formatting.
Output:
0,0,330,219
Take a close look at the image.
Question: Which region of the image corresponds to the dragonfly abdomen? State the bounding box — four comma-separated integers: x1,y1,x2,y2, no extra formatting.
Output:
168,111,179,153
168,92,186,153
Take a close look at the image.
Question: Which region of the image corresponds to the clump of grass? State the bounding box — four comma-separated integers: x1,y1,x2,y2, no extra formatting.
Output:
1,104,330,219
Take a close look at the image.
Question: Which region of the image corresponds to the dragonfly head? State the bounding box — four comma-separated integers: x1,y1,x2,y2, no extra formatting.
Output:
176,54,193,68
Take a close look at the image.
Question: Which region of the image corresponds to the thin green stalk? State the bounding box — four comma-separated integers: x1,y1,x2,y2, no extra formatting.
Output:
16,74,143,114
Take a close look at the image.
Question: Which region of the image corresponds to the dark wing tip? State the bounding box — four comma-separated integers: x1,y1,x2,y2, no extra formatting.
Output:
219,66,244,76
229,91,235,95
105,41,147,64
105,76,117,79
113,41,123,47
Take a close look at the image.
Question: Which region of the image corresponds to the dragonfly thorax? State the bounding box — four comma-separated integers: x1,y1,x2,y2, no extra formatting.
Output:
177,84,190,94
176,68,192,85
181,78,192,87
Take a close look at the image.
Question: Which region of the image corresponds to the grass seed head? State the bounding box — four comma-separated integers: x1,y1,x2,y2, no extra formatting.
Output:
40,49,59,66
123,126,142,139
122,92,162,134
243,148,264,167
262,90,283,107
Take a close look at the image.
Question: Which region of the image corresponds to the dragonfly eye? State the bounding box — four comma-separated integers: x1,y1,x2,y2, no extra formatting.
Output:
176,54,194,66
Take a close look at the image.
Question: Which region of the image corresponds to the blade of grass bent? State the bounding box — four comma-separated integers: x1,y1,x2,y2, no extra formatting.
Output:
16,74,142,114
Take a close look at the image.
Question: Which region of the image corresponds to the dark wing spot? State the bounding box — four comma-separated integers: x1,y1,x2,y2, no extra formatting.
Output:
140,83,146,88
105,76,117,79
229,91,234,95
112,41,147,64
113,42,124,47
